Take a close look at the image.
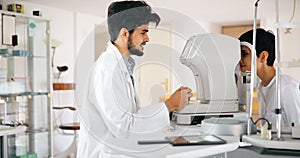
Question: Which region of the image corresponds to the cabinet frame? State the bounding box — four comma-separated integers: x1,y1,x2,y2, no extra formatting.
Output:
0,10,53,158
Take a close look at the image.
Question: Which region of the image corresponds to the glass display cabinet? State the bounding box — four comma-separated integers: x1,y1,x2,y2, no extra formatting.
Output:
0,10,52,158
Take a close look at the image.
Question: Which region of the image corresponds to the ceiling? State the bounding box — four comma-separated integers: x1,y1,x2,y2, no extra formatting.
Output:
22,0,297,25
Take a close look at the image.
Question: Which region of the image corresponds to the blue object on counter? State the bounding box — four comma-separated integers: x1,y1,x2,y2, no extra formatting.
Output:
12,50,32,57
0,49,8,55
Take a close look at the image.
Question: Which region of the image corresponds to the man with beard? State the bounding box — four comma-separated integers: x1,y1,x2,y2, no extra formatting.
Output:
77,1,192,157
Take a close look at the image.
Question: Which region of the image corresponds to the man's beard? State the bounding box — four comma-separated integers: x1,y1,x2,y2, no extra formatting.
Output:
128,36,144,56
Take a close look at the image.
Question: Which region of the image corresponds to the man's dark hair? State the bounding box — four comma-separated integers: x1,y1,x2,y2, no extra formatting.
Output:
107,1,160,42
239,28,275,66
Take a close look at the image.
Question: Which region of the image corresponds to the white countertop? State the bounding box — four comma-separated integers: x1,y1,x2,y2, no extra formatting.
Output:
104,125,240,158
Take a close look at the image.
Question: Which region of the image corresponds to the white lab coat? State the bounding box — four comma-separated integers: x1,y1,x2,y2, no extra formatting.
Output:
77,42,170,158
257,74,300,130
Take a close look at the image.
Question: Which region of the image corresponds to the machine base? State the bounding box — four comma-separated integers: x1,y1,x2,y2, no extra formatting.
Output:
292,126,300,138
174,102,240,125
174,112,235,125
242,134,300,151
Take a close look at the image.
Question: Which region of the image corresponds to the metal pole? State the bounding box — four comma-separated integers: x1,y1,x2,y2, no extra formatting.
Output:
248,0,260,136
275,0,282,140
46,20,54,157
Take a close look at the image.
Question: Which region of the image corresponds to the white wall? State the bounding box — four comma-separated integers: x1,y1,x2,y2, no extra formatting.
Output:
260,0,300,81
74,12,103,109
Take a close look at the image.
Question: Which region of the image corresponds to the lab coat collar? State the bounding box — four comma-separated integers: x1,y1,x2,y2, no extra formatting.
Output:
106,41,128,73
106,41,122,59
265,76,276,88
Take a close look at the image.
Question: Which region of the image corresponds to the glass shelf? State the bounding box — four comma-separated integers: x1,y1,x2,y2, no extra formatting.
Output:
26,127,49,134
0,125,26,137
0,91,49,98
0,53,47,58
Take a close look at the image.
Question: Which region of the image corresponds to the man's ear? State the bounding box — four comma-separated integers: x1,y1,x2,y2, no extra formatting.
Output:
119,28,130,40
259,51,269,63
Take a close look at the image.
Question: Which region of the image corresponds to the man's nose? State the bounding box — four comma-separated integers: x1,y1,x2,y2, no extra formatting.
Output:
144,34,149,42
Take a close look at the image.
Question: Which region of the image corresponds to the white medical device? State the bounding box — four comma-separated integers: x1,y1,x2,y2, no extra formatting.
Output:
174,33,240,125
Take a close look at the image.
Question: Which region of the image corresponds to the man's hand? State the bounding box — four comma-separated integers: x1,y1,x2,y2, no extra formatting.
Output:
165,86,193,112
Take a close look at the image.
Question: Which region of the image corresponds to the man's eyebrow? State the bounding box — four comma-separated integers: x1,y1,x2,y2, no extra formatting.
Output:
142,29,149,32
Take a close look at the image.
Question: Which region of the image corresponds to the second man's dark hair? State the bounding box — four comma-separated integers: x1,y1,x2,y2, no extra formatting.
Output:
239,28,275,66
107,1,160,42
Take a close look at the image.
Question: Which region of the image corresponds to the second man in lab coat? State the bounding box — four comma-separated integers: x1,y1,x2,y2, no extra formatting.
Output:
238,28,300,131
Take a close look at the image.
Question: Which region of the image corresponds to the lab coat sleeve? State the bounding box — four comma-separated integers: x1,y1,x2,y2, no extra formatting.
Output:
92,54,170,137
281,80,300,126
